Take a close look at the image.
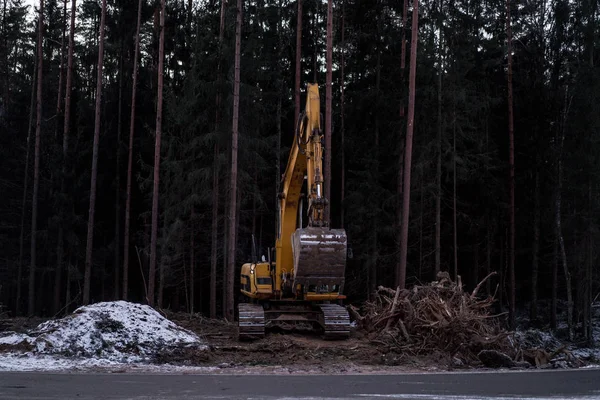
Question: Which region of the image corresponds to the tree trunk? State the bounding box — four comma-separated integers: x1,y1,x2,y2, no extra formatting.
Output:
148,0,166,307
556,88,573,340
486,222,492,295
530,169,540,322
485,98,491,296
123,0,143,301
222,226,228,317
556,160,572,339
400,0,408,117
312,4,318,82
395,0,408,287
453,110,458,281
226,0,243,322
294,0,302,126
54,0,76,313
506,0,516,329
324,0,332,225
190,207,195,314
252,166,257,242
29,0,44,316
114,45,123,300
54,0,67,139
54,225,64,313
182,249,189,312
585,0,595,346
551,231,558,330
157,222,165,309
498,233,504,309
396,137,404,284
418,170,424,279
370,40,381,298
396,0,419,289
83,0,106,306
472,239,479,289
2,0,8,103
435,0,443,277
210,143,219,318
340,1,345,228
17,53,37,317
65,259,72,313
275,0,283,238
587,180,594,344
210,0,226,319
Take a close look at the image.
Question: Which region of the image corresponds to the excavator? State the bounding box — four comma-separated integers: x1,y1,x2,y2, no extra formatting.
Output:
237,83,350,340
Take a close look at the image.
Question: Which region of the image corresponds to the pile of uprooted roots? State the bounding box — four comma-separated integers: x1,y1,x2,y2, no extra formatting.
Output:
349,272,513,361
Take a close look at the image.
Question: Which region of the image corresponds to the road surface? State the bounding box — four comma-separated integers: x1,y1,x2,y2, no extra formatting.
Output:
0,369,599,399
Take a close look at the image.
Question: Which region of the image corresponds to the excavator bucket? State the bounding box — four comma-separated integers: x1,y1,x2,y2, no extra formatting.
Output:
291,227,347,291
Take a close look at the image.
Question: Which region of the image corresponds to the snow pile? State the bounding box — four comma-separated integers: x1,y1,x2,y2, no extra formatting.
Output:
0,301,206,362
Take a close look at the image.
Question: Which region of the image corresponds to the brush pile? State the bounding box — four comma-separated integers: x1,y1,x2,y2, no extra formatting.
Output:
349,272,513,361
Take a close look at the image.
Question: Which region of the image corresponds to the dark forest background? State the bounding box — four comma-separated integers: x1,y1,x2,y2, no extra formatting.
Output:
0,0,598,342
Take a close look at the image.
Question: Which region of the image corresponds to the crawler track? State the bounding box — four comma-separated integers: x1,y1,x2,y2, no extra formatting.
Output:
318,304,350,340
238,303,265,340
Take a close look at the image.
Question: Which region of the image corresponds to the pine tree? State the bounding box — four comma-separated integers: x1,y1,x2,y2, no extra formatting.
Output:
294,0,302,125
123,0,144,301
226,0,243,322
397,0,419,289
83,0,107,305
211,0,227,319
17,51,36,317
324,0,332,224
506,0,516,329
149,0,166,307
53,0,73,315
339,0,345,229
434,0,443,277
29,0,44,316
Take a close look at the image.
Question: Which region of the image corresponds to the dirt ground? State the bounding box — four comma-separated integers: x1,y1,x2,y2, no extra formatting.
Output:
159,312,456,374
2,306,594,374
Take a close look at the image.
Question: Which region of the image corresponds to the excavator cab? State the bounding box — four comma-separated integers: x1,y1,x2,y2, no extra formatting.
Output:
240,262,272,299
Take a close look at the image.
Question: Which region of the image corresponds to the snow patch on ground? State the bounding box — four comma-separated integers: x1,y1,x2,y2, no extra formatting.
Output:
513,329,562,350
0,301,207,370
0,352,222,373
0,332,31,345
511,302,600,367
0,353,124,371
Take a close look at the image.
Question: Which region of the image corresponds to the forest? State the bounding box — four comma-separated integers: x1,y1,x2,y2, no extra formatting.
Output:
0,0,598,343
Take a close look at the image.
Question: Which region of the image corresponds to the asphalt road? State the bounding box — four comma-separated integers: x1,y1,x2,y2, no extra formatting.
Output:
0,369,599,400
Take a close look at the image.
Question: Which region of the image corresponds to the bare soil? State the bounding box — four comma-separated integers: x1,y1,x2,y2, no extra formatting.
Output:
160,312,455,374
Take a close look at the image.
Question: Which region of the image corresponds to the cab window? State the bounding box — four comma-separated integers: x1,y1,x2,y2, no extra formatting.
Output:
256,277,272,285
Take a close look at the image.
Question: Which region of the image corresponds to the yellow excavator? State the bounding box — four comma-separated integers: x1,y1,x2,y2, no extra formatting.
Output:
237,83,350,340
